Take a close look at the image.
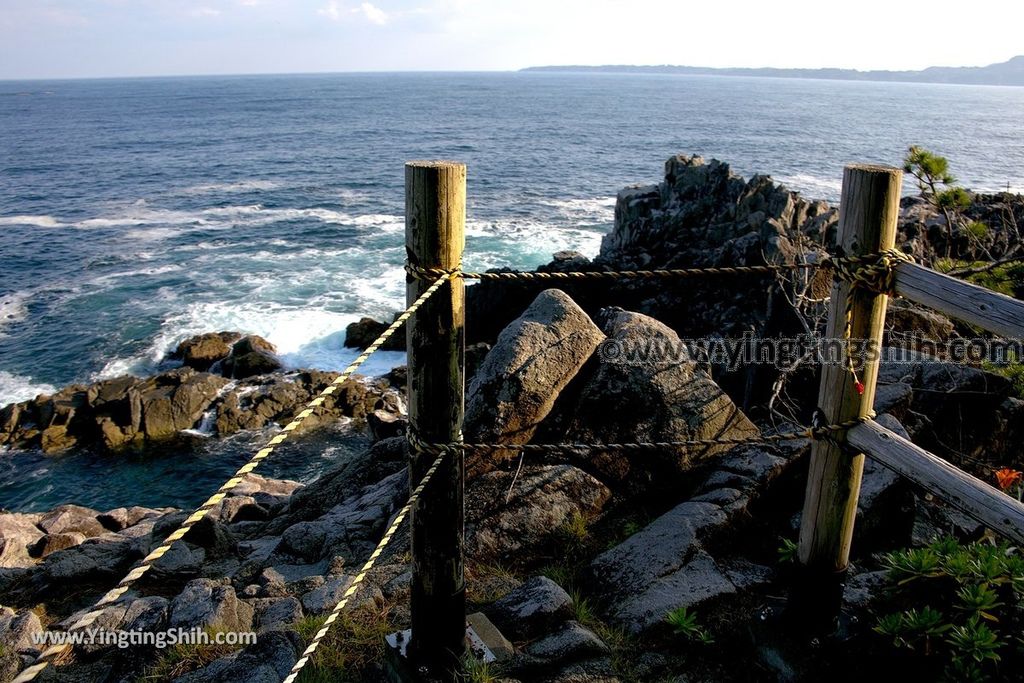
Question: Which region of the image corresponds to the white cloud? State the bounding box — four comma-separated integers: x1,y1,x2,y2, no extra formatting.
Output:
318,1,389,25
189,7,222,18
318,1,343,21
359,2,388,25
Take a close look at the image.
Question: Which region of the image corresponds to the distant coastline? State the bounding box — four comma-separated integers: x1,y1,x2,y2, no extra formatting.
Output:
522,56,1024,87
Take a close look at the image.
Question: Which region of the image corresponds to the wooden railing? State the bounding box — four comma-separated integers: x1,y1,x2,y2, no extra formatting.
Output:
796,164,1024,625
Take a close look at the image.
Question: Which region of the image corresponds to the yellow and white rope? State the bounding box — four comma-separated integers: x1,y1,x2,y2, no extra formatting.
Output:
11,272,455,683
282,450,447,683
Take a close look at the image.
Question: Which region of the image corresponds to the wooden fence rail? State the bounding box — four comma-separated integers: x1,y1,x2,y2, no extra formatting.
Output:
894,261,1024,339
846,420,1024,546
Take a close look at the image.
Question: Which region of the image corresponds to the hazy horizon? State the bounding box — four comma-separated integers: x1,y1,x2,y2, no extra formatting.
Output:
2,0,1022,80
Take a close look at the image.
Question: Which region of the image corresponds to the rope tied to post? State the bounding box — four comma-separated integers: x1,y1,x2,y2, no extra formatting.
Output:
822,248,914,297
9,270,456,683
405,414,874,460
823,249,914,395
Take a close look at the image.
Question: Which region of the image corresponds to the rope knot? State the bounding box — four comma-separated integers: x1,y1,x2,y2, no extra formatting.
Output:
824,248,914,296
405,262,462,280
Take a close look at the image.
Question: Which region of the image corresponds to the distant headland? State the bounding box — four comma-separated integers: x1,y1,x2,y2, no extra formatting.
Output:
521,55,1024,86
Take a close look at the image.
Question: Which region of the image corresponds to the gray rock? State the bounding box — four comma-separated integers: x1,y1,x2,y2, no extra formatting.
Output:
467,465,610,561
873,382,913,417
41,532,147,584
542,657,620,683
525,620,609,661
169,579,254,633
300,574,382,614
0,513,44,568
38,504,105,538
464,289,605,476
855,414,913,550
486,576,573,641
249,597,303,632
591,501,737,634
151,542,206,578
844,570,890,610
563,310,758,485
0,607,44,654
172,629,301,683
277,470,407,563
215,496,269,524
122,596,169,633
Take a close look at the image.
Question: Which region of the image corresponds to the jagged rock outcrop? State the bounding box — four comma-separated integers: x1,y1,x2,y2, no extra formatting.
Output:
344,316,405,351
0,365,400,454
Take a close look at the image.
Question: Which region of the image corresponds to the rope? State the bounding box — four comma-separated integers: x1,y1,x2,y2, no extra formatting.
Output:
404,250,913,285
406,262,811,281
825,249,914,394
281,449,448,683
406,415,874,459
821,248,914,297
10,272,456,683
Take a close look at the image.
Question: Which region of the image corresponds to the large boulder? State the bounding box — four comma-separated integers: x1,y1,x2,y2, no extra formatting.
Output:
38,504,105,538
222,336,283,379
171,629,301,683
590,501,733,634
174,332,242,371
467,465,611,561
0,513,44,568
562,309,759,486
344,316,404,351
169,578,254,633
464,289,604,476
135,369,229,440
485,575,574,640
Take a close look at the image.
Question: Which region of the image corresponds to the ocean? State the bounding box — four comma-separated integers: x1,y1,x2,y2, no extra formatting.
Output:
2,72,1023,511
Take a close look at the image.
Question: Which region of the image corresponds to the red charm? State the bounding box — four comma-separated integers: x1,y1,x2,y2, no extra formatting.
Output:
854,381,865,395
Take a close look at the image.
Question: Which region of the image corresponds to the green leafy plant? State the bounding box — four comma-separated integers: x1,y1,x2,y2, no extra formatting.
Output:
873,606,950,654
776,537,798,564
665,606,713,644
875,537,1023,681
884,547,943,583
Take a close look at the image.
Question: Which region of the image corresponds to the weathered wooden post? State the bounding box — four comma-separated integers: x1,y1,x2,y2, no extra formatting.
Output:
405,161,467,676
794,164,902,628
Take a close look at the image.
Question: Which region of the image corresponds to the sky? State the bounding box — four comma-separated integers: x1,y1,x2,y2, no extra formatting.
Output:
1,0,1022,79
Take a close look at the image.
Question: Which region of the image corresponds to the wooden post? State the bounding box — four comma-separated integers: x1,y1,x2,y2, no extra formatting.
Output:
794,164,902,628
405,161,467,676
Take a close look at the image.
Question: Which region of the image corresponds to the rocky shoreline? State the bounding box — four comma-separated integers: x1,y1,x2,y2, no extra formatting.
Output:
1,155,1022,681
0,332,406,455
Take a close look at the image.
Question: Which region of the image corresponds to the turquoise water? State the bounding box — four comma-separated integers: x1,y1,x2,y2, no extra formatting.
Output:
1,72,1022,511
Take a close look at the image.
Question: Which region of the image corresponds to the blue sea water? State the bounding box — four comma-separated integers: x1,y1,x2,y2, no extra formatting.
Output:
1,72,1023,511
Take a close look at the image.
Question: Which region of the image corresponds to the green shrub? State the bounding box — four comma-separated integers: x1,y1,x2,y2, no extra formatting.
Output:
874,537,1024,681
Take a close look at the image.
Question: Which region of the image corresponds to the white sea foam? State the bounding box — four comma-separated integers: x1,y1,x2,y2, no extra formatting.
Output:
541,196,617,221
182,180,282,195
466,218,605,262
0,215,65,228
0,371,56,406
86,264,184,286
93,299,407,382
773,174,843,202
0,293,29,335
3,205,406,238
